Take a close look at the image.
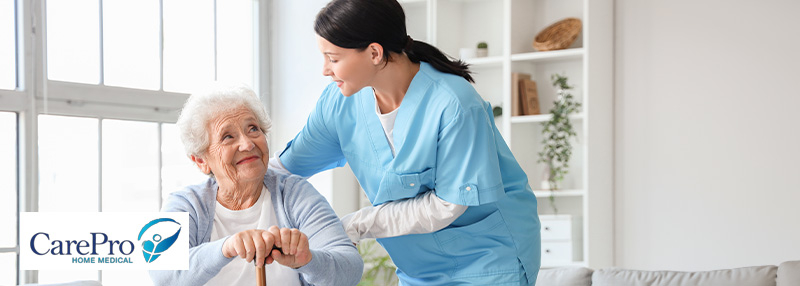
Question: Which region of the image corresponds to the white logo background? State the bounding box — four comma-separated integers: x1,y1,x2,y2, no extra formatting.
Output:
20,212,189,270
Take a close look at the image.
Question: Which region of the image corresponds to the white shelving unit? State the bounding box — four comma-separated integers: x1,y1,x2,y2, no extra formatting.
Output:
400,0,613,268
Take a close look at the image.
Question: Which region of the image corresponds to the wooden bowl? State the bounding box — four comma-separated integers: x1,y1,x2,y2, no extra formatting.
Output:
533,18,582,51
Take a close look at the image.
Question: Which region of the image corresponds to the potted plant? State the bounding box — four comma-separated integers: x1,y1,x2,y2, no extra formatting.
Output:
537,73,581,214
358,239,398,286
476,42,488,57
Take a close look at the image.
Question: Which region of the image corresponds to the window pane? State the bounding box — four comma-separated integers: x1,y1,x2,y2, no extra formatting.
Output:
102,120,159,212
217,0,255,89
163,0,215,93
0,252,16,286
103,0,160,90
161,123,207,204
38,270,97,285
38,115,99,212
46,0,100,84
102,270,153,286
0,112,16,247
0,0,15,90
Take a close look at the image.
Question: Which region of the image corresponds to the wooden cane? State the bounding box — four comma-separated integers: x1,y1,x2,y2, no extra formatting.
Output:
256,245,283,286
256,259,267,286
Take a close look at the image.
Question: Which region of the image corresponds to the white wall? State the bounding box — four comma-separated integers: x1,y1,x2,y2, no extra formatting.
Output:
269,0,360,217
615,0,800,270
270,0,800,271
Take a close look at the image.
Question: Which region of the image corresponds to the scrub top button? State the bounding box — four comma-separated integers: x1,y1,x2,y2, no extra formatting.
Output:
410,183,415,187
466,186,472,191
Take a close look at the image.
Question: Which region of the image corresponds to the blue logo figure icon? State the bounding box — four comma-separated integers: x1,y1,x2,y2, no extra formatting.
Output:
138,218,182,263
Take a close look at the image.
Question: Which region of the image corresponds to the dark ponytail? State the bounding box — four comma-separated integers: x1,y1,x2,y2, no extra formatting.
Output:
315,0,474,83
405,38,474,83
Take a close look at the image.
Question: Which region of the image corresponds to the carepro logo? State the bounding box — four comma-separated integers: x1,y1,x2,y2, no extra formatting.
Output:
21,212,189,270
138,218,182,263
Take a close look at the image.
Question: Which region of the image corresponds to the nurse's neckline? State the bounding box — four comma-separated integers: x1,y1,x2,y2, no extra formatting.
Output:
372,60,420,114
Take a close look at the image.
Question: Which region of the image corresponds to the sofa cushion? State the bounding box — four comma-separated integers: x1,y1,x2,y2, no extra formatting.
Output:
777,260,800,286
592,265,777,286
536,267,593,286
23,281,102,286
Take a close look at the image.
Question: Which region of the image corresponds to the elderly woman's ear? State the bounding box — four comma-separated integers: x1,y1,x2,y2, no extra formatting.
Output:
190,154,212,175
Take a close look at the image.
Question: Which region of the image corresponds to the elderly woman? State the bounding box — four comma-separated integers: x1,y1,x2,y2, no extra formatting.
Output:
150,84,363,285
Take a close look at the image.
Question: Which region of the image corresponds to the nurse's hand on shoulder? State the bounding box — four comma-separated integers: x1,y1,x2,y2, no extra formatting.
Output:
265,225,312,269
222,229,274,267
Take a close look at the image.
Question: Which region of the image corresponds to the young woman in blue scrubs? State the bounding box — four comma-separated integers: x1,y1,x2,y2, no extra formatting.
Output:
274,0,541,284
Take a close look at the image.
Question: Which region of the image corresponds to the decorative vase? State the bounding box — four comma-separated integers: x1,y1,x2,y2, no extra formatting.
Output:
476,48,488,57
540,165,553,190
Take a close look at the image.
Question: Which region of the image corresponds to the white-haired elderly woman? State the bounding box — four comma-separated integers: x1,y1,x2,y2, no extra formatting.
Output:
149,84,363,286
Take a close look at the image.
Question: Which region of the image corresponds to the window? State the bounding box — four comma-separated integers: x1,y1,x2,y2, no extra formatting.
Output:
0,252,17,286
45,0,101,84
37,270,98,285
101,120,160,212
0,112,16,248
0,0,16,89
36,118,210,285
161,123,209,202
11,0,265,284
38,115,100,212
101,270,152,286
45,0,257,92
0,112,17,286
216,0,256,87
162,0,215,92
103,0,161,90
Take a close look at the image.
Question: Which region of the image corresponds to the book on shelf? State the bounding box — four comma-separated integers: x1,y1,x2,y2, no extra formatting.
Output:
511,72,531,116
520,78,541,115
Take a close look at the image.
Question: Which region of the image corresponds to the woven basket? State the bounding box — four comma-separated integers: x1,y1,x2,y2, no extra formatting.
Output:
533,18,582,51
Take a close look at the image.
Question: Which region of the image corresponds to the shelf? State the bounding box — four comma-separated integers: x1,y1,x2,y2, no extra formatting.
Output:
404,0,613,269
398,0,427,8
511,48,584,63
510,113,584,124
541,260,587,269
441,0,495,3
533,189,585,198
462,56,503,68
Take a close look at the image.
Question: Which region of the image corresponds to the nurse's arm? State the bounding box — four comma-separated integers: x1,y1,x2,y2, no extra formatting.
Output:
268,152,293,175
340,190,467,243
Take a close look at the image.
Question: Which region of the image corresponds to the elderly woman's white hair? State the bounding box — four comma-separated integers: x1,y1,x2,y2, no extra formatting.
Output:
176,82,272,157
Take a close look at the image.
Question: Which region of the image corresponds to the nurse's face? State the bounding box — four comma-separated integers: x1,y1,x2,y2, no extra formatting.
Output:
317,35,380,97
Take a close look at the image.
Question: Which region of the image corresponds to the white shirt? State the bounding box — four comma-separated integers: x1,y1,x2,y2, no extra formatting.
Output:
375,93,399,156
206,186,301,286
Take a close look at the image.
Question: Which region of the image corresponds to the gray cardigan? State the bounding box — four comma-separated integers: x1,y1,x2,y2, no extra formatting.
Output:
149,169,363,285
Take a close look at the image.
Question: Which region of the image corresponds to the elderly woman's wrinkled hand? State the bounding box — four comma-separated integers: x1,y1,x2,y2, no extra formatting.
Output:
265,225,312,269
222,229,275,267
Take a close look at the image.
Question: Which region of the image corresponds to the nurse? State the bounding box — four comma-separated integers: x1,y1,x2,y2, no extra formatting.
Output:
274,0,541,284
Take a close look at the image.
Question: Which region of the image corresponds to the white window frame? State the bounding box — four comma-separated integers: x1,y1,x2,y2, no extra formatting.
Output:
2,0,272,284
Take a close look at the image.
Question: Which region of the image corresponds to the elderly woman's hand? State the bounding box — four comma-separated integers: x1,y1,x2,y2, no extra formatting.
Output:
222,229,275,267
265,225,312,269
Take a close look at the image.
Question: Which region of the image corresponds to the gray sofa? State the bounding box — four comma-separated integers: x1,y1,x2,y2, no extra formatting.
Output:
536,260,800,286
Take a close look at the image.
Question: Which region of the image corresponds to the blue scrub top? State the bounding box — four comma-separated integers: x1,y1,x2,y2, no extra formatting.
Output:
280,62,541,285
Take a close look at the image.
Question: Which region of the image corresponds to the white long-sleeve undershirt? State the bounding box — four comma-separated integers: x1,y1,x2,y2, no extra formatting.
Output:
339,189,467,243
268,155,467,243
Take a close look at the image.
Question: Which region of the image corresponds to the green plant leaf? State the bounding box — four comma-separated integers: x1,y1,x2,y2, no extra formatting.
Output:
538,73,581,214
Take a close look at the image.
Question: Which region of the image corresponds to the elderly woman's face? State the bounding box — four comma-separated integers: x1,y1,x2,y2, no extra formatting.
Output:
195,107,269,185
